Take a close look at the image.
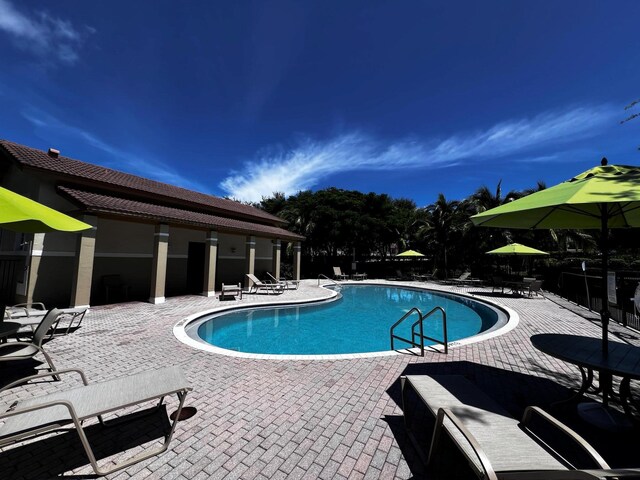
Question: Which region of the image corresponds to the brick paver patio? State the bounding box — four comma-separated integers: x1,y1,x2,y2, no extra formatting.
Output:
2,280,640,479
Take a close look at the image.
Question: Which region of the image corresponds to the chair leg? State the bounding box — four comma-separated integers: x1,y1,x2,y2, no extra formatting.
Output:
39,348,60,381
77,390,189,476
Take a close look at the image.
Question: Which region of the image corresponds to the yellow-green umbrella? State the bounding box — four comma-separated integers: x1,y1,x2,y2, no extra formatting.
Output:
0,186,91,233
472,160,640,356
396,249,424,257
485,243,549,256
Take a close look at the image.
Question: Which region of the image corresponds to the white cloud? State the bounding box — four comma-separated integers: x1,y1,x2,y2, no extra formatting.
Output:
0,0,93,65
21,107,210,193
220,105,617,202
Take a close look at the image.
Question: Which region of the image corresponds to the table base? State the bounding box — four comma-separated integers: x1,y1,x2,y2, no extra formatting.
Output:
577,402,633,432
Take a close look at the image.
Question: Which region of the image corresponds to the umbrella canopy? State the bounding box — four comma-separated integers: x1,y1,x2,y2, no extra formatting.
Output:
396,249,425,257
471,160,640,356
485,243,549,256
0,186,91,233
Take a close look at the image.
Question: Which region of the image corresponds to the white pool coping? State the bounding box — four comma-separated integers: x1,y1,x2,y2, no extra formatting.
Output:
173,281,520,361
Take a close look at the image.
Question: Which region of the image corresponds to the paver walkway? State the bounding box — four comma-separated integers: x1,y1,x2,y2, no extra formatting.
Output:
1,280,640,479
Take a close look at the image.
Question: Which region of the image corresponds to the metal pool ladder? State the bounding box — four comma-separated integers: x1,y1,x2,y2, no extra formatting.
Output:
389,306,448,356
317,274,341,289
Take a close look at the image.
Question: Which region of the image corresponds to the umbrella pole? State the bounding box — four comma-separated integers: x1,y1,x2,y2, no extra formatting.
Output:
600,206,609,359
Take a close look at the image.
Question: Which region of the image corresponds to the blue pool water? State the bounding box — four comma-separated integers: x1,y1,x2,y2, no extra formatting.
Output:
196,285,501,355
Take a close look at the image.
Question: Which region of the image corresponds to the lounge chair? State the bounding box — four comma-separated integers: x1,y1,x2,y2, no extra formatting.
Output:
4,302,47,319
0,308,62,377
413,269,437,282
443,271,482,285
401,375,611,479
0,366,191,476
267,272,300,290
246,273,284,294
12,307,88,339
333,267,349,281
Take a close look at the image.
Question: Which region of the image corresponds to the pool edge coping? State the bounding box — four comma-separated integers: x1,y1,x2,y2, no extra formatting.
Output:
173,281,520,361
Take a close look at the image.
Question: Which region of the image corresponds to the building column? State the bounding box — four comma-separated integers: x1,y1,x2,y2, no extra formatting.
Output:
244,235,256,288
70,215,98,308
149,224,169,304
293,241,301,281
22,233,45,305
202,230,218,297
272,239,281,279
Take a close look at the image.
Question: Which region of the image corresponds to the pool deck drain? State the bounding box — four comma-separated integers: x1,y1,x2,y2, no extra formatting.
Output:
1,279,640,479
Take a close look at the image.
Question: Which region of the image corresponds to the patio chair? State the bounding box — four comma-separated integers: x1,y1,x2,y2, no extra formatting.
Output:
267,272,299,290
491,276,505,293
0,308,62,378
333,267,349,281
527,279,544,298
246,273,284,294
0,366,192,476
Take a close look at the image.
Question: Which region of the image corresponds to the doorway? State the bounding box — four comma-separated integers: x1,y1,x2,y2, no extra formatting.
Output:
186,242,205,294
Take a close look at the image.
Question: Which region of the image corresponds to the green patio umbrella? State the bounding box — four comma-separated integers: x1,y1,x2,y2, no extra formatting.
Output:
0,186,91,233
396,249,425,257
485,243,549,256
471,159,640,356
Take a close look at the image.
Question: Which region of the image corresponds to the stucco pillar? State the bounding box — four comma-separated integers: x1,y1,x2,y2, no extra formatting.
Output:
149,223,169,304
23,233,45,305
272,239,281,279
244,235,256,288
202,230,218,297
70,215,98,308
293,241,301,281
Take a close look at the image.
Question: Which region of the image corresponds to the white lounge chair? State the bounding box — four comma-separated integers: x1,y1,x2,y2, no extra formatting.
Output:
246,273,284,294
4,302,47,319
333,267,349,281
0,366,192,476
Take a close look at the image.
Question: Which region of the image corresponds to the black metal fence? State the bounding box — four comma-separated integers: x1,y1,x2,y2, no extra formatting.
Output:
553,271,640,331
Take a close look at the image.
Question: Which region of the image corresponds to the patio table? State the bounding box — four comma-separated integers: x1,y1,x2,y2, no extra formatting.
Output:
0,321,20,343
351,273,367,281
531,333,640,422
504,281,528,295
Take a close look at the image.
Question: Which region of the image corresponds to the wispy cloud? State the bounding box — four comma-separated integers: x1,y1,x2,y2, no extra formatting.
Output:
220,105,617,201
21,107,210,192
0,0,94,65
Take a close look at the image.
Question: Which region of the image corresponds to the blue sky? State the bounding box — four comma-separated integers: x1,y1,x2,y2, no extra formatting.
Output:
1,1,639,206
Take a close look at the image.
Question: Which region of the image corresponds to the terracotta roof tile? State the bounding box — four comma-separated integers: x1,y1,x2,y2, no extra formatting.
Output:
58,186,304,241
0,139,284,225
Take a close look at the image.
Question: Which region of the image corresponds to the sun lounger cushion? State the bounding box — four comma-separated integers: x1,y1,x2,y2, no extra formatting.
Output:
403,375,567,473
0,366,188,441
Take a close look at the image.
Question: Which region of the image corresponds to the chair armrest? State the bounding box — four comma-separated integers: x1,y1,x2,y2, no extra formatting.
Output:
431,407,498,480
521,406,610,469
10,302,46,310
0,368,89,395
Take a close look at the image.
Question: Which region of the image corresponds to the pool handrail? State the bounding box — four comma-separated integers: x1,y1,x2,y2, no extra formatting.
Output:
317,274,340,288
390,307,425,356
413,306,448,354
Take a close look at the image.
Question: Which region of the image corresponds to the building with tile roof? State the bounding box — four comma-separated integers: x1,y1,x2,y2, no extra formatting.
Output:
0,140,303,307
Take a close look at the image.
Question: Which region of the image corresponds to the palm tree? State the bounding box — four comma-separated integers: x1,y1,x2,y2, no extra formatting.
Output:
418,193,466,277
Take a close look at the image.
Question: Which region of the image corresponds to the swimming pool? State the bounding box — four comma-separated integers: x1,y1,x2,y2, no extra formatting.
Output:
182,284,510,357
